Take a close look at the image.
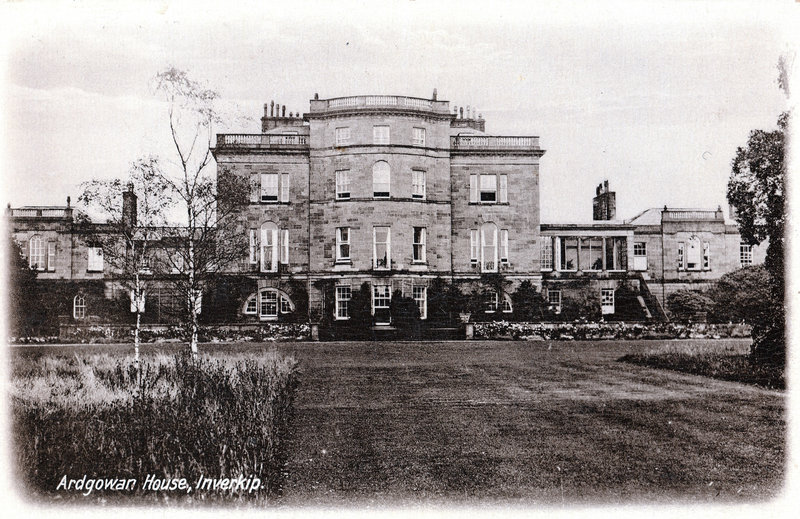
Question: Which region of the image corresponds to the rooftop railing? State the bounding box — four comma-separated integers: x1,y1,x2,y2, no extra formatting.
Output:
663,210,723,221
9,207,72,218
313,95,450,114
215,134,309,149
450,135,540,150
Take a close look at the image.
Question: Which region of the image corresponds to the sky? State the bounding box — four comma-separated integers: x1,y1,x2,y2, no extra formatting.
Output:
0,0,794,223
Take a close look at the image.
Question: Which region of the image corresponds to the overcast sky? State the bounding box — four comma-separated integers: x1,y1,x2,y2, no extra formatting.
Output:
0,0,793,223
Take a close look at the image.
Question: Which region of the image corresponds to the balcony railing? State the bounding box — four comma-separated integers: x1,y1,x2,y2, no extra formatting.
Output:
450,135,540,150
9,207,72,218
314,95,450,114
215,134,309,149
663,210,723,221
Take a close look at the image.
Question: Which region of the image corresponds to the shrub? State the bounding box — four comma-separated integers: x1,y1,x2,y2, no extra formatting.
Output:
707,266,771,324
11,352,298,504
666,290,713,322
511,280,546,322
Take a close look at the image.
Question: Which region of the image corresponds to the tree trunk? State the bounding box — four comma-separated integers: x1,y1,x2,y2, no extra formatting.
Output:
188,235,198,359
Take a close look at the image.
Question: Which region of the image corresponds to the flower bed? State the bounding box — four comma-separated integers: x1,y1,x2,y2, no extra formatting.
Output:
473,321,752,341
38,323,312,344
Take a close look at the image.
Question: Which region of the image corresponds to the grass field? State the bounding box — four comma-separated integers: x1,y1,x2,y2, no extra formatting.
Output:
10,339,785,506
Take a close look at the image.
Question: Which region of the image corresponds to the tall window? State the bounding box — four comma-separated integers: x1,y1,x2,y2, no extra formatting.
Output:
373,161,391,198
282,229,289,264
413,285,427,319
479,174,497,202
413,227,426,263
46,242,56,272
500,229,509,263
336,170,351,200
413,127,426,146
261,173,278,202
29,235,44,270
633,242,647,271
372,284,391,324
87,246,104,272
686,236,702,271
540,238,553,271
412,170,426,199
581,237,603,271
73,295,86,319
740,244,753,267
547,289,562,314
260,290,278,318
560,237,578,271
605,237,626,271
335,127,351,146
336,227,350,261
374,226,390,270
335,285,351,319
481,222,498,272
470,230,479,264
601,289,615,314
677,242,685,270
373,125,390,144
499,175,508,203
260,222,278,272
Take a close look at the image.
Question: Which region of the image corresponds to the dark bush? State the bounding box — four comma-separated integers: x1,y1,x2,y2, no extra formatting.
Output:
666,290,713,322
707,266,771,324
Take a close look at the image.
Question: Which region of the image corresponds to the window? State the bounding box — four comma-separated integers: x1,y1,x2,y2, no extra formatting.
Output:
560,237,578,271
171,251,184,274
601,288,615,314
249,229,258,264
581,237,603,271
373,226,391,270
130,290,146,313
29,235,44,270
500,229,509,263
46,242,56,272
260,173,278,202
413,127,426,146
335,127,351,146
244,295,257,314
335,285,351,320
260,222,278,272
740,244,753,267
480,174,497,202
190,289,203,315
336,170,351,200
677,242,685,270
633,242,647,271
87,246,104,272
260,290,278,318
373,125,390,144
501,293,513,313
412,170,426,199
282,229,289,264
413,285,427,319
73,295,86,319
336,227,351,261
605,237,626,271
481,222,498,272
685,236,702,271
413,227,426,263
541,238,553,271
280,295,292,314
499,175,508,203
703,241,710,270
486,292,498,313
373,161,391,198
281,173,290,203
372,284,391,324
547,289,562,314
470,230,479,264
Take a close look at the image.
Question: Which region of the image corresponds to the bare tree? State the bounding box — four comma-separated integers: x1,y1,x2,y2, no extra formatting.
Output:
153,66,249,358
78,157,172,365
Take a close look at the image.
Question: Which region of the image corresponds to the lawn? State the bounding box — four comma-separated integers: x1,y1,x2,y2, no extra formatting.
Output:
10,339,785,506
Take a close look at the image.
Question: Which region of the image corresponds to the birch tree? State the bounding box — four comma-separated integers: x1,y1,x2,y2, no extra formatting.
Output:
78,157,172,364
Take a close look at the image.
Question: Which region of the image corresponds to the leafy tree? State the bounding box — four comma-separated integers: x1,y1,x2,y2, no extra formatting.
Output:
559,290,601,322
390,290,421,338
6,237,47,336
153,67,249,358
78,157,172,364
666,290,713,323
707,266,771,324
511,280,546,321
727,106,787,364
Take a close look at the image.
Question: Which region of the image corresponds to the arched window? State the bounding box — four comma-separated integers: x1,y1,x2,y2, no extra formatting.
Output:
260,222,278,272
686,235,702,271
73,295,86,319
373,161,390,198
29,235,44,270
244,289,294,320
481,222,498,272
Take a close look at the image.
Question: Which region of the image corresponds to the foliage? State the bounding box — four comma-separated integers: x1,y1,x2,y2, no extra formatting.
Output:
473,321,752,341
6,237,48,336
706,266,771,324
510,280,546,322
605,282,646,322
666,290,713,323
427,277,465,326
389,290,421,337
727,110,787,365
559,290,601,322
11,351,299,503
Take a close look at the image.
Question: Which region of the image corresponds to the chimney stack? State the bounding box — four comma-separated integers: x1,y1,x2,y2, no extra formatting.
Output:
122,182,137,227
592,180,616,221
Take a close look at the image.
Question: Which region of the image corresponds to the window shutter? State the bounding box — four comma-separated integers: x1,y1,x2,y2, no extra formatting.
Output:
281,173,290,202
250,174,259,203
249,229,257,264
469,174,478,203
282,229,289,264
500,175,508,203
